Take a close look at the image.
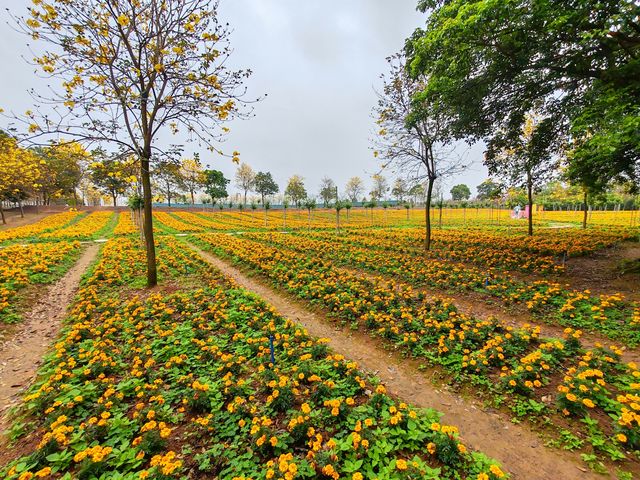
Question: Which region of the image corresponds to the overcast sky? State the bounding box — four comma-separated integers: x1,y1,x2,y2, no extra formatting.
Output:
0,0,489,199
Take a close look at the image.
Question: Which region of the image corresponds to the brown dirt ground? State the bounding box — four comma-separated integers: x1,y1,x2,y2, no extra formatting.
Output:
188,242,614,480
0,244,100,440
0,211,50,231
560,242,640,303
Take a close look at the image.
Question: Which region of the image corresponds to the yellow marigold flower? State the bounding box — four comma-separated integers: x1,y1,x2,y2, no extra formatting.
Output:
352,473,363,480
583,398,595,408
396,459,408,470
490,464,505,478
35,467,52,478
617,433,627,443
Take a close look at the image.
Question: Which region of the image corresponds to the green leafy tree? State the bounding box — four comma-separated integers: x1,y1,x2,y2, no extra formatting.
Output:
254,171,279,205
485,115,557,235
407,0,639,193
450,184,471,202
285,175,307,208
476,179,503,201
203,169,230,204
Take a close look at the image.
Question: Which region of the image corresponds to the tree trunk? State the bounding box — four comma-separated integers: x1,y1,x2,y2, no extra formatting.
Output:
425,177,434,251
140,153,158,287
582,190,588,229
19,200,24,218
527,175,534,236
0,204,5,224
244,191,247,206
112,192,117,207
191,191,195,205
438,202,443,229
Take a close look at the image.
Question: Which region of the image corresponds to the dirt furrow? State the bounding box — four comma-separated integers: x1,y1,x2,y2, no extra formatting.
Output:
0,244,100,435
188,242,608,480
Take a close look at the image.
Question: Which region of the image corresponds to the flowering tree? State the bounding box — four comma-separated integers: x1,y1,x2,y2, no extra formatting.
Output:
180,156,206,205
11,0,255,286
0,133,42,223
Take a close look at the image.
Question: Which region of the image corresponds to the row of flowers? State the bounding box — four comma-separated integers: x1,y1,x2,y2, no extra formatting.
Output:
0,241,81,323
40,212,115,240
244,231,638,346
0,211,82,243
193,233,640,461
2,236,507,480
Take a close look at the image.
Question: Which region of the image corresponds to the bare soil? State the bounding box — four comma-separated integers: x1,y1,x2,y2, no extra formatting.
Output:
188,243,611,480
0,244,100,439
0,211,49,231
561,242,640,303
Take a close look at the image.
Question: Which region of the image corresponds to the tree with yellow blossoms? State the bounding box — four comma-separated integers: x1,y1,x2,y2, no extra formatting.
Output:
0,132,42,223
180,156,206,205
12,0,257,286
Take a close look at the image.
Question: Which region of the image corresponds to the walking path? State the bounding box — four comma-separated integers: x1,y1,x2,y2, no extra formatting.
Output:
0,244,100,435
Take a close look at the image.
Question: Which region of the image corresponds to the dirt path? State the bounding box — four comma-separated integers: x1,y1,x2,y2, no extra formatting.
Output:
188,243,609,480
0,244,100,435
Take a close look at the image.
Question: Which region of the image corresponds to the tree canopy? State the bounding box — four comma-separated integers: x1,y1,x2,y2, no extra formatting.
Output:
407,0,639,193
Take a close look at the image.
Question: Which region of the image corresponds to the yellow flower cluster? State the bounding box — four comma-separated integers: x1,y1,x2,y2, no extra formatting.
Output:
73,445,113,463
150,451,183,475
41,211,114,239
0,211,80,242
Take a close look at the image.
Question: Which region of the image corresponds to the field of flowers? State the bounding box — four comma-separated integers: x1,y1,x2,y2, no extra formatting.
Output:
0,241,81,323
231,230,638,345
0,208,638,478
0,212,83,244
192,232,640,467
39,212,116,241
1,236,506,480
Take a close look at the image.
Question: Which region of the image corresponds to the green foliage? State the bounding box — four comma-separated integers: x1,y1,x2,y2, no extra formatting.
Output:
450,184,471,201
408,0,640,193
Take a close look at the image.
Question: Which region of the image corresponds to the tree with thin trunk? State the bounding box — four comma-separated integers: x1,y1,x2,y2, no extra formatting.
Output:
344,176,364,203
153,159,184,207
285,175,307,208
11,0,256,286
180,156,206,205
369,174,389,203
485,113,557,236
90,153,133,207
235,163,256,206
319,176,337,207
373,53,464,250
304,198,316,230
254,171,279,206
